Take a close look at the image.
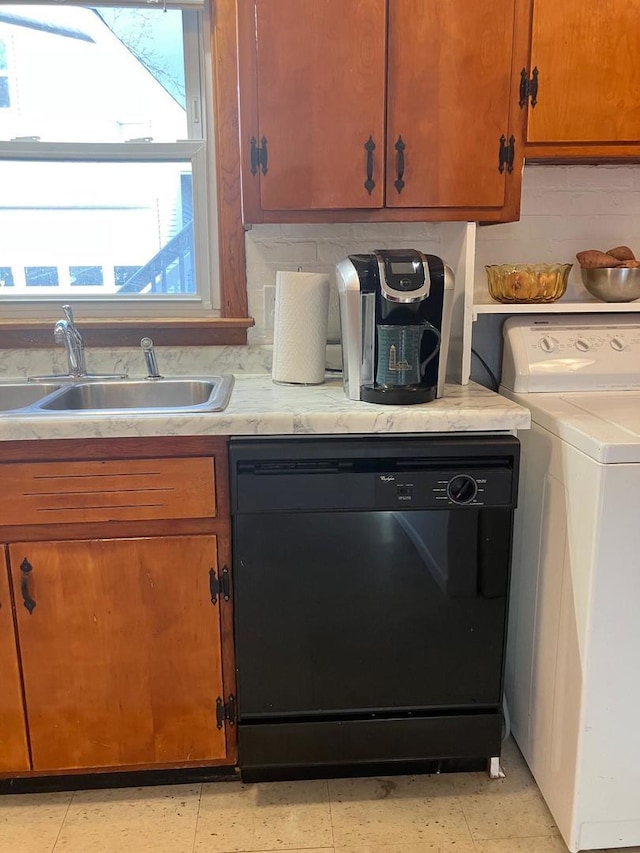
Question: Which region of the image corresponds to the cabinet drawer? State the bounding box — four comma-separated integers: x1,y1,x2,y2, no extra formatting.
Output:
0,457,216,525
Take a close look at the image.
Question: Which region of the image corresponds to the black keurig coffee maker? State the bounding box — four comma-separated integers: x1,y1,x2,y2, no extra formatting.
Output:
336,249,454,404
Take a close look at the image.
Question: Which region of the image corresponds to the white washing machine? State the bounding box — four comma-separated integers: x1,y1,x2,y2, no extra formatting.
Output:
500,314,640,853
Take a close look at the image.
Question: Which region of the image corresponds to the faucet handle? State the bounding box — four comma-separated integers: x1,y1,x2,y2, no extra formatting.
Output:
141,337,162,379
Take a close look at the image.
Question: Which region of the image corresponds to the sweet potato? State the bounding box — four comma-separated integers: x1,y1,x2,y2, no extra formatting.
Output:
620,260,640,268
576,250,624,268
606,245,636,261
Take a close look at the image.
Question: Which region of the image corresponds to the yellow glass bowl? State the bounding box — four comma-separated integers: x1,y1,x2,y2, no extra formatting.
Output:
485,263,572,303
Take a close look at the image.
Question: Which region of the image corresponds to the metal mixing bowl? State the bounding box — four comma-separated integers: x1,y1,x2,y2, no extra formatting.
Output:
581,267,640,302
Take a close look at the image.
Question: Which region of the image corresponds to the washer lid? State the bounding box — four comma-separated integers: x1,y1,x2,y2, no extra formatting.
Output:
501,389,640,463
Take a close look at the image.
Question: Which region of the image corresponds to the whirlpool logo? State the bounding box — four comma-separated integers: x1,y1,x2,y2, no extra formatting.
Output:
380,475,395,482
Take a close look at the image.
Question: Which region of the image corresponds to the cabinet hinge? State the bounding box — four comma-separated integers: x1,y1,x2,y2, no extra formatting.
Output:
209,566,230,605
249,136,268,176
216,694,236,729
519,67,539,108
498,135,515,175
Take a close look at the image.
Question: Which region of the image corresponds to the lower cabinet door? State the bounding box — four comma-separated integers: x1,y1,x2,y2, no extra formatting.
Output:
10,536,227,771
0,547,30,772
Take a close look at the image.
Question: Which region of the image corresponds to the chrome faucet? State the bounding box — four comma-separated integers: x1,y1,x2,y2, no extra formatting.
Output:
141,337,162,379
54,305,87,377
27,305,127,382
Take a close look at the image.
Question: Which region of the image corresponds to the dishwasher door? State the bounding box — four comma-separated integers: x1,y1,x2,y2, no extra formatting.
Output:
234,507,511,718
229,434,519,776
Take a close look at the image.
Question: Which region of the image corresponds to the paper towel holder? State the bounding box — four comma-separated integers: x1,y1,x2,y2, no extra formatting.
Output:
272,270,330,386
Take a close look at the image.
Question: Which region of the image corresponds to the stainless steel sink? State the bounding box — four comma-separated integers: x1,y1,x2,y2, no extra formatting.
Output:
0,381,63,412
39,377,234,414
0,376,234,415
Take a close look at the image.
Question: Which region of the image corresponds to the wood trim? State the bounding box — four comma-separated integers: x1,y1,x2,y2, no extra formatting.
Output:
0,317,253,349
0,435,229,463
211,0,250,316
525,144,640,163
0,548,31,773
1,757,237,779
498,0,530,225
236,0,263,224
209,443,237,762
0,519,223,544
240,205,524,224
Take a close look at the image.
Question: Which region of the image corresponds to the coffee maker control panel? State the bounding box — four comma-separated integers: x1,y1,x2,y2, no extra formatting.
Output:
375,250,431,302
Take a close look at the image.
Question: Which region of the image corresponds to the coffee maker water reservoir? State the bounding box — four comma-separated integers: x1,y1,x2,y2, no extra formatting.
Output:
336,249,454,404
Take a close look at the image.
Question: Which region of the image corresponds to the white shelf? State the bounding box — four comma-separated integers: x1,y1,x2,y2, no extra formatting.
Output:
471,298,640,320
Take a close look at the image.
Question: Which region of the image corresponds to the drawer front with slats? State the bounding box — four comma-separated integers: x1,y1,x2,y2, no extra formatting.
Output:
0,457,216,525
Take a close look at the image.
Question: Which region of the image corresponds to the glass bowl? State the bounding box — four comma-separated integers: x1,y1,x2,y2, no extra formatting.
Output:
485,263,572,303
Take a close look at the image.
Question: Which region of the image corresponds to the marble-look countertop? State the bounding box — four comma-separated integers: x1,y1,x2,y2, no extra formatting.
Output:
0,374,530,441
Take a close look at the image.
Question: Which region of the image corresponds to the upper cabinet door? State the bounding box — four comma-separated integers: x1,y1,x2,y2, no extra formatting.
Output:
526,0,640,144
386,0,517,209
247,0,387,211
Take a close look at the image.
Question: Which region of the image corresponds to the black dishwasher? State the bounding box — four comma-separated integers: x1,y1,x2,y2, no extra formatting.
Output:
229,434,519,781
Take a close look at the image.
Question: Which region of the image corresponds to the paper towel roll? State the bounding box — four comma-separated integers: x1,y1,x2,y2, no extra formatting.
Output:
272,271,330,385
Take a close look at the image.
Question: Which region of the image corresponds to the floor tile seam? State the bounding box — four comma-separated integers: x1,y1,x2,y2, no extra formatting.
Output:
191,782,204,853
325,777,336,849
50,792,74,853
470,829,564,842
455,789,480,849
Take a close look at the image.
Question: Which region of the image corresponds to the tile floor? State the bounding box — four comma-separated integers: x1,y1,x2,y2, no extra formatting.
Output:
0,738,637,853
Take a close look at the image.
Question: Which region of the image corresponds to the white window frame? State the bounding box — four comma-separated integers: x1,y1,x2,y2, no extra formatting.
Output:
0,1,219,320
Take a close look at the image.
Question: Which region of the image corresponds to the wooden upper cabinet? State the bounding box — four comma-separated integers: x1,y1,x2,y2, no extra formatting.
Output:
0,548,30,772
386,0,517,210
10,536,226,772
238,0,523,222
245,0,386,211
522,0,640,156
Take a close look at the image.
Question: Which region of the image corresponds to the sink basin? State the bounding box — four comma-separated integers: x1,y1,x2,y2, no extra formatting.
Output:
38,376,234,414
0,381,63,412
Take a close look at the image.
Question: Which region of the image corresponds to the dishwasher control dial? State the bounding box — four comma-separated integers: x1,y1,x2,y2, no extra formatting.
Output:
574,337,591,352
447,474,478,505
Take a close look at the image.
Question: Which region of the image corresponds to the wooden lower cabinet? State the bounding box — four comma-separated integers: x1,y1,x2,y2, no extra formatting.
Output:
9,536,227,772
0,548,30,772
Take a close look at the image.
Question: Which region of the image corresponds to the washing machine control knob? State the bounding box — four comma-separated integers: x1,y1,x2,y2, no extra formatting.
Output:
610,336,627,351
539,335,559,353
575,338,591,352
447,474,478,505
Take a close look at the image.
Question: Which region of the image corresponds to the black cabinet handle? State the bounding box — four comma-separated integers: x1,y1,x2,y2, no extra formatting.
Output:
249,136,268,176
364,136,376,195
259,136,268,175
20,558,36,615
394,135,406,193
249,136,259,175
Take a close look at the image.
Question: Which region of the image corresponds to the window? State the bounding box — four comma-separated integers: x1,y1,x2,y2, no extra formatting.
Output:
0,0,219,318
0,37,9,108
